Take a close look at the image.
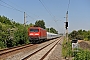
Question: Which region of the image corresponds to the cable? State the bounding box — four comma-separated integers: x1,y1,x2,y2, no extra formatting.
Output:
39,0,54,17
0,0,23,13
67,0,70,11
39,0,61,32
26,13,36,21
8,0,40,21
0,4,13,10
8,0,25,12
39,0,54,20
0,0,38,23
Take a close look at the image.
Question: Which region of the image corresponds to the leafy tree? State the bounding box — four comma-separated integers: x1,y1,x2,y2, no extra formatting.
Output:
74,49,90,60
28,23,34,27
0,15,59,49
0,15,12,25
69,30,79,39
69,30,90,40
46,28,49,32
78,29,83,35
50,27,58,34
14,27,29,46
34,20,46,29
0,41,5,48
0,15,30,48
88,35,90,40
0,22,2,30
76,35,84,40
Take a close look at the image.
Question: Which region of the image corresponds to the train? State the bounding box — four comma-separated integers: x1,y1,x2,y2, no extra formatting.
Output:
28,27,60,43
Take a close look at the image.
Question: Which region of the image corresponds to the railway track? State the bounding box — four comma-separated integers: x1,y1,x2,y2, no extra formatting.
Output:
0,37,61,60
0,44,37,59
22,38,61,60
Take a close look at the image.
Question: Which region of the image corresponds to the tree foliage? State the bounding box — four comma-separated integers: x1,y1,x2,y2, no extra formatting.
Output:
14,28,29,46
0,16,58,49
28,23,34,27
50,27,58,34
69,29,90,40
46,27,58,34
74,49,90,60
0,15,29,48
34,20,46,29
33,20,58,34
0,15,12,25
46,28,49,32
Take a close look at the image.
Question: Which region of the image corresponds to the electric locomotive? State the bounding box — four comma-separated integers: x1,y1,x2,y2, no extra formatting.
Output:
28,27,47,43
28,27,60,43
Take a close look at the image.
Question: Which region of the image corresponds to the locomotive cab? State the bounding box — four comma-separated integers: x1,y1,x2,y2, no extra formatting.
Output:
28,27,47,43
29,28,40,40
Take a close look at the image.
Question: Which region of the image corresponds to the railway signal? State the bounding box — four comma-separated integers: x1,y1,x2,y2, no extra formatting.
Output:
64,11,68,42
65,22,68,29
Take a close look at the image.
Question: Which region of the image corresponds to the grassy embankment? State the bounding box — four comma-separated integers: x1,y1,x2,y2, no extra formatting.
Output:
62,37,90,60
62,37,72,59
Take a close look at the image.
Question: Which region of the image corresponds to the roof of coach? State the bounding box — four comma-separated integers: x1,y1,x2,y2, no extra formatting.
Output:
47,32,57,35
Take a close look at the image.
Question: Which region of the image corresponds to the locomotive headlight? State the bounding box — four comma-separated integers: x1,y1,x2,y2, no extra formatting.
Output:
35,34,39,35
29,33,34,35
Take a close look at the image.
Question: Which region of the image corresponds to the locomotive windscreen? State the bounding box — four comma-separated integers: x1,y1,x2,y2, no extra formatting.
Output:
30,29,39,32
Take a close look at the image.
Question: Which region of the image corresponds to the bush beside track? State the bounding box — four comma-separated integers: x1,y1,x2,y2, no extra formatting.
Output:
62,37,90,60
0,16,59,49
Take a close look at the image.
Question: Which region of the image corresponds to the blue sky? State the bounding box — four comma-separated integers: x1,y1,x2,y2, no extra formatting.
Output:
0,0,90,33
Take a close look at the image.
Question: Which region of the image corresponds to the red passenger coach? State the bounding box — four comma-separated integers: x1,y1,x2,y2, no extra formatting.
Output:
28,27,47,43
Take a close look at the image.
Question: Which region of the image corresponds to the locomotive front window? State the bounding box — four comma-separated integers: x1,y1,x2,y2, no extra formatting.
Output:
30,29,39,32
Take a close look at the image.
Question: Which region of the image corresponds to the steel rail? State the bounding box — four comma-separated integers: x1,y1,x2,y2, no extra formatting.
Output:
22,38,61,60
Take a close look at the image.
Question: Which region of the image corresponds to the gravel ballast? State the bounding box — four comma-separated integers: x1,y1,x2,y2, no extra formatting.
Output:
5,38,59,60
47,37,64,60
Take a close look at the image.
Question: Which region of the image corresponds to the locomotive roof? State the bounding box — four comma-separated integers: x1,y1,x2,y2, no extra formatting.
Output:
29,27,45,30
30,27,41,28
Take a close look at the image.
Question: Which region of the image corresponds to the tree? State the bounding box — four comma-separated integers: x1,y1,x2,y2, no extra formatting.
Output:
69,30,90,40
46,28,49,32
0,22,2,30
0,15,12,25
0,41,5,48
34,20,46,29
14,27,29,46
78,29,83,35
0,15,30,48
76,35,84,40
69,30,79,39
28,23,34,27
50,27,58,34
88,35,90,40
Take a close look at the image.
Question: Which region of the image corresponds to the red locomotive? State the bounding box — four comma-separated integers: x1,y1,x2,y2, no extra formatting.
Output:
28,27,47,43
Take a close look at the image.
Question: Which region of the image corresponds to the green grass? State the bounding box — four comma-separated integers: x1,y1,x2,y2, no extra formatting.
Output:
73,49,90,60
62,37,90,60
62,37,72,58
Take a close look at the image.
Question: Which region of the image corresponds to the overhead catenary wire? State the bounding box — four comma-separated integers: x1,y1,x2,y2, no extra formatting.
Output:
39,0,61,32
39,0,63,22
67,0,70,11
26,13,36,21
39,0,60,23
0,0,38,23
0,0,23,13
40,0,63,22
39,0,53,18
0,4,14,10
8,0,40,20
